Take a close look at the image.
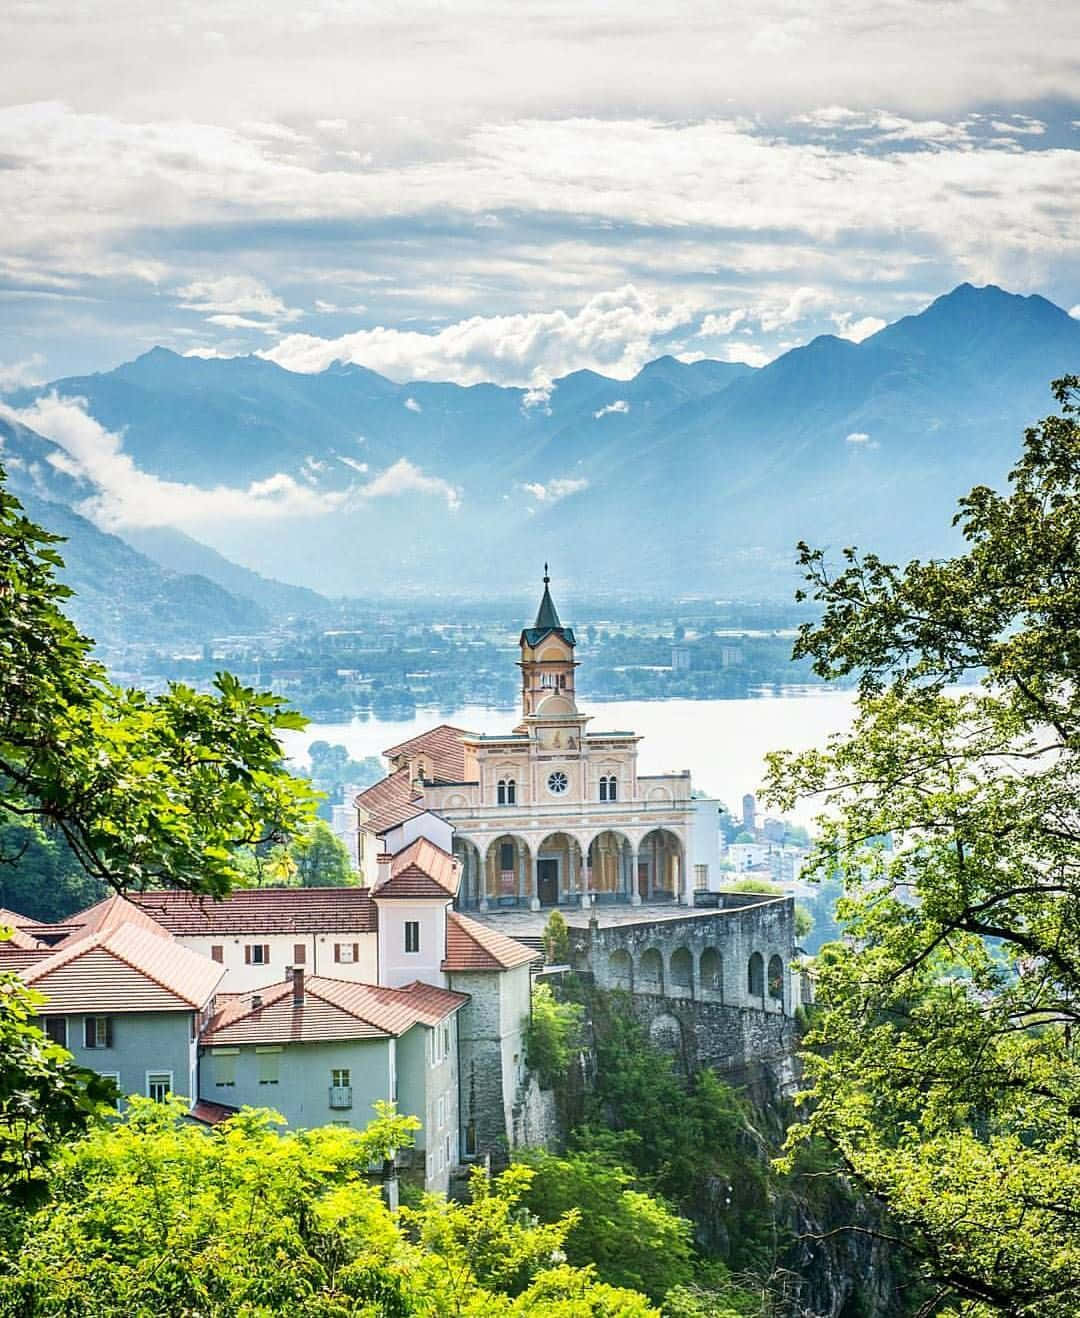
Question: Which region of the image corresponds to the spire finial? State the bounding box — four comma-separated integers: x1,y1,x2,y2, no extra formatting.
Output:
543,562,550,585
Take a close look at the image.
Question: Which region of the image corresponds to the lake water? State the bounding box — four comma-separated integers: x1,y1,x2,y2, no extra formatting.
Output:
281,689,860,823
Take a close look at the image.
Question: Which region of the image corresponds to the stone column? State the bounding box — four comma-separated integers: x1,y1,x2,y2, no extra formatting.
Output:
530,853,541,912
517,847,527,905
479,849,490,913
630,845,641,906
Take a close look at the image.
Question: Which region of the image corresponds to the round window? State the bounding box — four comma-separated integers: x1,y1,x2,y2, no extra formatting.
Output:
547,770,569,795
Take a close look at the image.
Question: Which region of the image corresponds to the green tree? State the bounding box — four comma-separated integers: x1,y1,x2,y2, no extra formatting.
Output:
1,1103,657,1316
542,909,572,965
290,819,356,886
516,1149,695,1301
526,983,584,1089
0,471,315,899
765,377,1080,1314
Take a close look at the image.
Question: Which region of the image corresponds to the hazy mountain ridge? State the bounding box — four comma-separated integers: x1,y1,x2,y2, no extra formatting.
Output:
10,284,1080,599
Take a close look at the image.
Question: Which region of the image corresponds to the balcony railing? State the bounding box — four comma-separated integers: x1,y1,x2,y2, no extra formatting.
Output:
328,1086,353,1110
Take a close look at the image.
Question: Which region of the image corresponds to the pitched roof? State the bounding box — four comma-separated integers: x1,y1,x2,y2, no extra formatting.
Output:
354,768,426,833
125,887,377,936
189,1100,239,1126
381,725,469,782
201,975,468,1046
374,837,461,900
22,921,225,1012
521,572,576,648
0,946,54,970
442,911,541,972
0,909,47,951
59,894,175,946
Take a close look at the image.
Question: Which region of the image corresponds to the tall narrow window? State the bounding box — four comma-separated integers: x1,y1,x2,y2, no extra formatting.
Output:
257,1048,281,1085
497,779,507,805
607,776,617,801
43,1017,67,1047
84,1016,113,1049
506,779,516,804
405,921,420,954
499,841,515,872
293,944,306,965
213,1051,237,1087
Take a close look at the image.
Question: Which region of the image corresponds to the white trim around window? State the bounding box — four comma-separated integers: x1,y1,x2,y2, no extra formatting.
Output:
145,1070,173,1102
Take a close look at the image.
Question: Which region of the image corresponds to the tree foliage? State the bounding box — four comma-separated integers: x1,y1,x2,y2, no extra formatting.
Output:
765,377,1080,1315
0,1101,657,1316
0,471,315,898
526,983,584,1090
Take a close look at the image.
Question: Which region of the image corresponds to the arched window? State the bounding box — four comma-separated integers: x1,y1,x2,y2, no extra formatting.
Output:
506,779,516,804
747,951,765,997
599,775,618,802
768,954,784,1004
497,779,506,805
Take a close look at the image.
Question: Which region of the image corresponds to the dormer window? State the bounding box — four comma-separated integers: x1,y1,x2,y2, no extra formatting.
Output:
497,778,516,805
599,775,618,802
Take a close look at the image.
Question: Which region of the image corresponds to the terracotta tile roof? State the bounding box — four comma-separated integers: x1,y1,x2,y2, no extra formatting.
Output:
201,975,468,1046
354,768,426,833
375,837,461,900
381,724,470,782
443,911,541,972
0,946,54,970
189,1100,239,1126
0,909,47,951
58,894,174,946
124,887,376,936
22,921,224,1012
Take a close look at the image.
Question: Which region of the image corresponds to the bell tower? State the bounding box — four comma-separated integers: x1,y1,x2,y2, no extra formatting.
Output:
518,566,579,719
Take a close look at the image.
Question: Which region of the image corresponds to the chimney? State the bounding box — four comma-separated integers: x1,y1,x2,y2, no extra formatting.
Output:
376,852,392,887
292,966,305,1007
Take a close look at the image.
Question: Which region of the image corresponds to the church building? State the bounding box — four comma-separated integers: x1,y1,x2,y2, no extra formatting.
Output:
351,572,721,911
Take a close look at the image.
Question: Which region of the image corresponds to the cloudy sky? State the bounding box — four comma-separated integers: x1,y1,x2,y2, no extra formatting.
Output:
3,0,1079,390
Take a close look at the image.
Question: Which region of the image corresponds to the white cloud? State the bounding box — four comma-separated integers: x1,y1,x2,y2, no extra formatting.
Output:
698,309,747,337
845,432,871,443
520,477,589,504
178,275,301,325
831,312,887,342
759,287,832,332
0,354,47,390
0,394,353,530
262,286,695,386
594,399,630,419
337,455,369,474
991,117,1046,136
720,342,773,368
359,458,459,510
521,376,554,413
1069,305,1080,319
403,396,422,412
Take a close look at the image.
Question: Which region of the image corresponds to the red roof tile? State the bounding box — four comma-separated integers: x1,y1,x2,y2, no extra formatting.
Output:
375,837,461,900
124,887,376,935
442,912,541,972
354,769,426,833
22,922,225,1012
201,975,468,1046
58,894,174,946
0,909,47,951
189,1100,239,1126
382,725,470,782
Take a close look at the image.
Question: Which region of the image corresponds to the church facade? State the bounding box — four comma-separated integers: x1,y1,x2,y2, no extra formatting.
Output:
351,574,721,911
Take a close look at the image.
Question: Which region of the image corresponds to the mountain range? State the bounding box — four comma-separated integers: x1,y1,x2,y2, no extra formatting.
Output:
4,283,1079,626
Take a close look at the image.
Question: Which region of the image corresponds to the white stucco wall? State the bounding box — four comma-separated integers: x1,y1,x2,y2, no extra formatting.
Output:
379,812,454,855
173,931,377,992
374,898,448,989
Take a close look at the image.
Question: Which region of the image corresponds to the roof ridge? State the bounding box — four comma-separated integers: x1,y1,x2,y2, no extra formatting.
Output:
100,924,219,1009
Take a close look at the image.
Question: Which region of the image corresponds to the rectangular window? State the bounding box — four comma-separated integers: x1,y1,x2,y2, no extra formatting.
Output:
499,842,514,871
443,1024,450,1057
334,943,357,963
210,945,224,963
331,1068,351,1088
405,921,420,954
212,1050,237,1088
293,943,306,965
464,1121,477,1157
437,1094,445,1128
694,864,709,888
445,1133,451,1165
256,1047,281,1085
84,1016,113,1049
146,1072,172,1102
245,944,270,965
43,1016,67,1047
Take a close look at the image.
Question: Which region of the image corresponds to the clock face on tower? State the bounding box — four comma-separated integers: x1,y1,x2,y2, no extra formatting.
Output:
547,770,569,795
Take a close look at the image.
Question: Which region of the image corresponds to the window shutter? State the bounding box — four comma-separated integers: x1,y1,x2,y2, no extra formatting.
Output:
263,944,270,963
84,1017,93,1048
353,943,359,961
244,946,251,964
104,1018,113,1048
211,945,223,963
294,944,305,964
334,944,341,963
